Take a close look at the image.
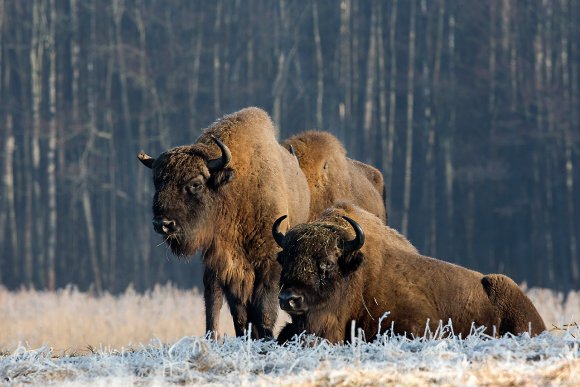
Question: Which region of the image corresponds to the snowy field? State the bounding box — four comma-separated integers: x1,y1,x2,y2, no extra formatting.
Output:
1,285,580,385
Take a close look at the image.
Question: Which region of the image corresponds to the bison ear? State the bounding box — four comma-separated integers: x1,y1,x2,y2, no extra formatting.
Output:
208,167,235,190
138,151,155,169
338,251,364,276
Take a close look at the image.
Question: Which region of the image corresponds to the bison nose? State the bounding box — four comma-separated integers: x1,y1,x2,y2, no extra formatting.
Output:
279,290,304,311
152,217,179,235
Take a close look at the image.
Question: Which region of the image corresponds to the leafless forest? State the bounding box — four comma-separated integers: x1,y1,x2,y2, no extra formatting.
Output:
0,0,578,293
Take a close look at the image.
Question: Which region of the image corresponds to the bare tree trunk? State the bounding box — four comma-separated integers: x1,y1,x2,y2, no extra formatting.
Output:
0,0,15,279
430,0,446,256
104,28,117,290
543,1,556,284
567,0,579,283
312,0,324,130
3,116,17,272
213,0,222,116
531,8,545,284
84,0,102,292
112,0,132,144
30,0,46,286
489,0,496,124
135,0,150,288
422,0,438,256
401,0,416,237
70,0,79,123
362,2,377,157
555,0,577,284
350,0,361,152
443,8,456,256
376,1,388,212
501,0,517,111
189,12,203,136
339,0,352,140
246,15,254,100
46,0,57,290
17,1,33,285
272,1,296,132
112,0,139,288
384,0,398,211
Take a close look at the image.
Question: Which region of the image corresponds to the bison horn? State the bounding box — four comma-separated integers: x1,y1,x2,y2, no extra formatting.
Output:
272,215,288,248
288,145,296,157
138,151,155,169
206,135,232,172
341,216,365,252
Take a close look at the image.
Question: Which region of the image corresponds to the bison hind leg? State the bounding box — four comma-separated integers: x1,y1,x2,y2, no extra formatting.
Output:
481,274,546,336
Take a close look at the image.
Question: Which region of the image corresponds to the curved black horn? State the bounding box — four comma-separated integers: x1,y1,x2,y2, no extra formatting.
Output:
138,151,155,169
341,216,365,252
206,135,232,172
272,215,288,248
288,144,296,157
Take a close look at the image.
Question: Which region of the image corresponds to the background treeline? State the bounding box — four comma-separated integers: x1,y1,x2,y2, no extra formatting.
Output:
0,0,578,293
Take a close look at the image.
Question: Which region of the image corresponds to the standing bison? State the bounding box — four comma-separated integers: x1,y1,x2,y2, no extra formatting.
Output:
273,202,546,344
282,131,387,223
138,107,310,339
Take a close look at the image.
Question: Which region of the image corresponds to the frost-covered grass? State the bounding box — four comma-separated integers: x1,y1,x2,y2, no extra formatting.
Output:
1,328,579,386
1,284,580,385
0,284,237,353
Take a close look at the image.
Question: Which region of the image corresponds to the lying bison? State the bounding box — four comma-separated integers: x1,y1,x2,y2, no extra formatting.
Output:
282,131,387,223
273,202,546,344
138,107,310,339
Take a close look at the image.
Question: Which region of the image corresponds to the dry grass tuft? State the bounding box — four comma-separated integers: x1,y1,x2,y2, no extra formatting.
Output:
0,283,235,353
0,283,577,353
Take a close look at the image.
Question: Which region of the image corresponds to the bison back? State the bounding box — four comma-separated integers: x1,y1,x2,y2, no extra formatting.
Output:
282,131,386,222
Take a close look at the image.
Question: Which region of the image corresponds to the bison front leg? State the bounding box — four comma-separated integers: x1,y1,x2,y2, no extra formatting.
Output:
249,266,281,340
277,322,305,345
224,290,250,337
248,290,278,340
203,267,224,339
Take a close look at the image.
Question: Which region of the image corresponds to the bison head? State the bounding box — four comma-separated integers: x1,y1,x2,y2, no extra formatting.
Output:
272,215,365,315
138,135,234,257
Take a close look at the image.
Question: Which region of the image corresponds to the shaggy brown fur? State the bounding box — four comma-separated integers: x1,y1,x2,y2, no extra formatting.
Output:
275,202,546,344
138,107,310,339
282,131,387,223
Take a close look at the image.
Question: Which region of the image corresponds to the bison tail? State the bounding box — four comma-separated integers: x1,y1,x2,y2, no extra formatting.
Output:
481,274,546,336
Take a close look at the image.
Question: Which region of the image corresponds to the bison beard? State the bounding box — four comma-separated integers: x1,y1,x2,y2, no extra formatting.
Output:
274,202,546,344
138,107,310,339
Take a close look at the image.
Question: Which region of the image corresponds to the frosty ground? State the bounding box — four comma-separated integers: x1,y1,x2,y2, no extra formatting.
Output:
1,285,579,385
2,326,579,386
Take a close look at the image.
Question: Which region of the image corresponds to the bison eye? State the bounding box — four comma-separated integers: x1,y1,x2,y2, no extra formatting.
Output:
319,260,335,272
184,181,204,195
